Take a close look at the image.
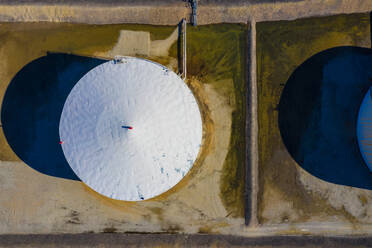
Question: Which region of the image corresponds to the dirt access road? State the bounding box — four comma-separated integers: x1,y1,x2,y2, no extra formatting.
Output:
1,233,372,248
0,0,371,24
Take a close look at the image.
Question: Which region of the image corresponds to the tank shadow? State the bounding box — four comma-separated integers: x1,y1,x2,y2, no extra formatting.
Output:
1,53,107,180
278,46,372,189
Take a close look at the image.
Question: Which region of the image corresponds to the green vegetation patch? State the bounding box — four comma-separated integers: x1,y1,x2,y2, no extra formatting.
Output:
257,13,370,223
179,24,248,217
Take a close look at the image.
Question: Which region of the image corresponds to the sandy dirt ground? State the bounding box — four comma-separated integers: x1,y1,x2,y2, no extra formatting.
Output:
0,0,370,24
102,27,179,58
107,30,150,56
150,27,178,57
0,0,301,5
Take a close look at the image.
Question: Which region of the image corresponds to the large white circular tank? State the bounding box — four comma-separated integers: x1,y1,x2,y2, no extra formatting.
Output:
59,57,202,201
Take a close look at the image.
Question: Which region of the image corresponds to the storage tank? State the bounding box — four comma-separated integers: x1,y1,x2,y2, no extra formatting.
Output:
59,57,202,201
357,87,372,171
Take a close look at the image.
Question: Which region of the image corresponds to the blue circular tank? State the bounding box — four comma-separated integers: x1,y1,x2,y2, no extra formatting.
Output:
357,87,372,171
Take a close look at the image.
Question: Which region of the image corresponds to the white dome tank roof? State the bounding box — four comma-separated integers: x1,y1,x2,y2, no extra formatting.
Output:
59,57,202,201
357,87,372,171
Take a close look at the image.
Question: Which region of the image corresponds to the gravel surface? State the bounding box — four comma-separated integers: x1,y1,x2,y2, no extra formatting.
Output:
1,234,372,247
